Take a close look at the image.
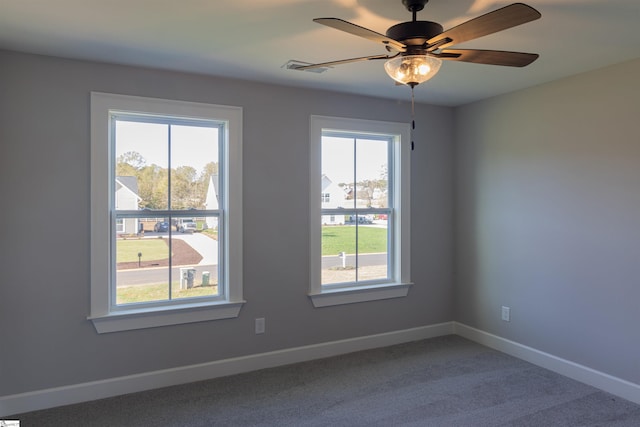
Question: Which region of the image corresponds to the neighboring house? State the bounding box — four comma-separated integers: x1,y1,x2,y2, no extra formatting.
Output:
115,176,141,234
204,174,219,230
321,174,345,225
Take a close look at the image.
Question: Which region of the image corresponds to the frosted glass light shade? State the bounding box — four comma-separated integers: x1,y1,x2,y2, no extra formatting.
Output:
384,54,442,86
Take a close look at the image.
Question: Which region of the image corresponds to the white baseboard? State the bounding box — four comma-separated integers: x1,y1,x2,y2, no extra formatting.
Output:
0,322,454,417
454,322,640,405
5,321,638,417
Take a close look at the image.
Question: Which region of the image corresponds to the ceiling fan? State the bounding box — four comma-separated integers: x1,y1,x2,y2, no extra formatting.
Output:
292,1,542,88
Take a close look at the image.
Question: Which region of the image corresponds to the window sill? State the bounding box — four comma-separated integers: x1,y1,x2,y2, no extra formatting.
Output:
309,282,412,308
89,300,245,333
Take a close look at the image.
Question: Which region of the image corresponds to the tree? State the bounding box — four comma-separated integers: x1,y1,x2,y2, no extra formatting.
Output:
116,151,146,177
117,151,146,169
356,166,388,208
137,164,168,209
356,179,384,207
115,153,218,210
200,162,219,180
172,166,198,209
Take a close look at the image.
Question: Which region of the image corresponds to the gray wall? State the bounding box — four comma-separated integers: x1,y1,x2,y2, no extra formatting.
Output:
5,46,636,400
454,58,640,384
0,50,454,396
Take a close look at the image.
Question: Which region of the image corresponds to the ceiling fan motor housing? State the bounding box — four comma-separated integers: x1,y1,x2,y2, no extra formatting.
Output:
402,0,429,12
386,21,444,52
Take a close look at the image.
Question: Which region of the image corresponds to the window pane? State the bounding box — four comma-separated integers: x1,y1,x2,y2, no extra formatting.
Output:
321,223,356,285
356,215,389,282
115,121,169,210
321,136,354,209
170,125,219,210
355,138,389,208
115,231,170,305
114,215,220,305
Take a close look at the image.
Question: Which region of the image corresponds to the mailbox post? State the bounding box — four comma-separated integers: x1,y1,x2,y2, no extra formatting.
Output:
338,251,347,268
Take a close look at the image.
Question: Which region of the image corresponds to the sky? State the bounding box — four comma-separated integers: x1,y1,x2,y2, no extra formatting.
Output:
115,120,388,184
322,136,389,185
115,121,219,173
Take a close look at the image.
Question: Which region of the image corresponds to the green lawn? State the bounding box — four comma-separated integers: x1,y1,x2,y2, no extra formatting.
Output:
117,238,170,262
202,228,218,239
117,283,218,304
322,226,387,256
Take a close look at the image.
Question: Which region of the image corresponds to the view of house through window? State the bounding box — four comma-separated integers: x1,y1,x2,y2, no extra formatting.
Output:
321,132,392,286
113,116,222,306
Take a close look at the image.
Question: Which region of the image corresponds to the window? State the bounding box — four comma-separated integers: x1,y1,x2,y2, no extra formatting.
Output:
115,218,124,234
90,93,243,333
309,116,412,307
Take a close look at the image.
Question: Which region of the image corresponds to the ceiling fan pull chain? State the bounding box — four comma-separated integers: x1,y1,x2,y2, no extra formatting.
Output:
411,85,416,151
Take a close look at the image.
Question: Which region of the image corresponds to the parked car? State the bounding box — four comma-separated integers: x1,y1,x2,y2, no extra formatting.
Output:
346,215,373,224
154,221,170,232
358,216,373,224
178,219,197,233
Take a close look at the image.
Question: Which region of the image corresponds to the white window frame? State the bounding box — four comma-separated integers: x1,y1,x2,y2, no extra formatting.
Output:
89,92,244,333
309,116,412,307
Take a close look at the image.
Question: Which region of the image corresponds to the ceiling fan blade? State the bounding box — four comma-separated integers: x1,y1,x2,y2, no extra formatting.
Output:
291,54,393,71
426,3,541,50
436,49,539,67
314,18,406,52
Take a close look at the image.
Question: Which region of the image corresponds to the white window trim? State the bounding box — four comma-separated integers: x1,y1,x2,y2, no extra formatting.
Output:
309,115,412,307
89,92,244,333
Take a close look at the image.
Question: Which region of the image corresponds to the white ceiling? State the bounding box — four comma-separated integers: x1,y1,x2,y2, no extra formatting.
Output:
1,0,638,106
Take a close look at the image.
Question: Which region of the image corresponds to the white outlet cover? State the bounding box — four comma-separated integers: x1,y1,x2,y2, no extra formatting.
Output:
255,318,265,334
501,306,511,322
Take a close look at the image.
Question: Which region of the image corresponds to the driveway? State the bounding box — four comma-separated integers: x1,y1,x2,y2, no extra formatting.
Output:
172,233,218,265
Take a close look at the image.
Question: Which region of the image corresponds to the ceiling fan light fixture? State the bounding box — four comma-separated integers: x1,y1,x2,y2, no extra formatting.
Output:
384,54,442,86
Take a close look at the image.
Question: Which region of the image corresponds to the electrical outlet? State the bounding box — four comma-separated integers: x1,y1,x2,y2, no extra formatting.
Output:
255,317,265,334
501,306,511,322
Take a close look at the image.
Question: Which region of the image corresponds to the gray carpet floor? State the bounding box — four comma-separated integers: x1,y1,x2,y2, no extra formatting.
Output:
12,335,640,426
